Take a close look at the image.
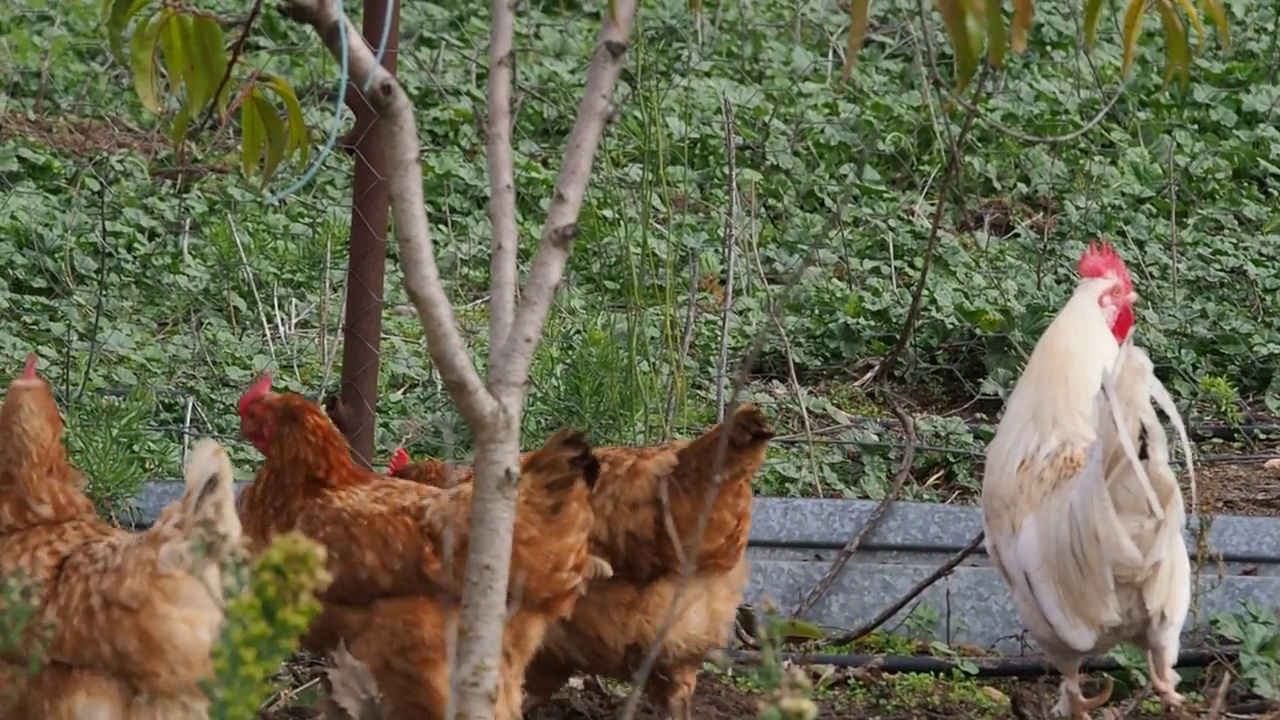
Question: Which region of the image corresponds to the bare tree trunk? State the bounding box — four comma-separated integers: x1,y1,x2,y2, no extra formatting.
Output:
282,0,637,717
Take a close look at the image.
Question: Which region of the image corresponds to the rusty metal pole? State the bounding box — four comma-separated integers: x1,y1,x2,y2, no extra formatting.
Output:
337,0,401,467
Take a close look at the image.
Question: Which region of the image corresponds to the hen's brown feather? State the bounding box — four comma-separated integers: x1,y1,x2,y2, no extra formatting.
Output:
393,406,774,720
238,388,603,716
0,371,240,717
394,405,772,582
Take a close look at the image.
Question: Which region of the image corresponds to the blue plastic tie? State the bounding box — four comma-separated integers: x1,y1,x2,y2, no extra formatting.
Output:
266,0,358,204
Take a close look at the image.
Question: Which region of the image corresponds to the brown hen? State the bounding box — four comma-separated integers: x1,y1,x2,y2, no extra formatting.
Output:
0,355,242,719
389,405,774,720
236,373,608,718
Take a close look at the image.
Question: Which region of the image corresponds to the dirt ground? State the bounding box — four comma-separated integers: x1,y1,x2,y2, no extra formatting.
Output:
262,667,1278,719
1199,462,1280,517
524,677,763,720
0,112,166,158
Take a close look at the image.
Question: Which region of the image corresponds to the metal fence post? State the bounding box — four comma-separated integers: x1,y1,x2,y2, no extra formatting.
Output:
337,0,401,467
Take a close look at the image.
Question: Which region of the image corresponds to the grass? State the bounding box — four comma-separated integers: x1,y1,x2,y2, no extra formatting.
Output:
1,0,1278,506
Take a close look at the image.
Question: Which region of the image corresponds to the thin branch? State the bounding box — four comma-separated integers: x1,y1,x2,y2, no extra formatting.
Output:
791,399,916,620
228,214,279,369
196,0,265,136
618,194,854,720
715,95,738,423
284,0,497,430
870,65,989,384
745,184,822,496
662,249,700,442
485,0,520,353
78,172,112,404
490,2,638,402
825,530,986,646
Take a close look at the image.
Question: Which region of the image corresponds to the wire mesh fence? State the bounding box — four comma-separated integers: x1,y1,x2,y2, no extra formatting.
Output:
0,0,1277,509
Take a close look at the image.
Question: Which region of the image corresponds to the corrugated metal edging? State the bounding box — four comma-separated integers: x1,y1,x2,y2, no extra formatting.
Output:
129,485,1280,653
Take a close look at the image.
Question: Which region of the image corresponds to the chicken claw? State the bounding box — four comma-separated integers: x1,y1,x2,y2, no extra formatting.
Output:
585,555,613,581
1052,673,1113,719
579,555,614,595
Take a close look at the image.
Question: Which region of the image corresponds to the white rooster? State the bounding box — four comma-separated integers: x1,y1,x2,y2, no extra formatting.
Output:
981,242,1196,719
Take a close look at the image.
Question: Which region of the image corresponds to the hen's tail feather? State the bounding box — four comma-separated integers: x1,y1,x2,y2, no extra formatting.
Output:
672,404,774,484
521,429,600,495
179,438,243,542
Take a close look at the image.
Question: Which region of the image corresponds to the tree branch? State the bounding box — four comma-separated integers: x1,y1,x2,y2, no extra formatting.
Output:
824,530,985,646
869,65,989,385
283,0,497,430
790,398,916,620
489,0,638,401
485,0,520,354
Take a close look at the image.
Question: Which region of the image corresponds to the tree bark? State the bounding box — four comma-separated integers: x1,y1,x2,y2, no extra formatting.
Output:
485,0,520,354
489,1,638,401
283,0,636,717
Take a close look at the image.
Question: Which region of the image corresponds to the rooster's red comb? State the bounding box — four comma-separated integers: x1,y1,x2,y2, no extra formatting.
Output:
238,372,273,416
388,447,411,475
1077,240,1130,282
22,353,36,381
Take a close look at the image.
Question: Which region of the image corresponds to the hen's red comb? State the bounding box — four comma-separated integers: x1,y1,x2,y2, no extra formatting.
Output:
388,447,411,475
22,353,36,381
238,372,273,416
1077,240,1130,281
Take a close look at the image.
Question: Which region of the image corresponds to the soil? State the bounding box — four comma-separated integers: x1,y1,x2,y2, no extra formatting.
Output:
0,111,167,158
1199,462,1280,517
524,677,765,720
0,110,234,183
261,668,1277,719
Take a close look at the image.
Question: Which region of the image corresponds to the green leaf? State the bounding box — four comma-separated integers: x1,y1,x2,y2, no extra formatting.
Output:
259,73,310,165
157,8,187,97
840,0,872,86
1083,0,1106,49
129,9,165,115
187,14,230,114
1010,0,1032,53
1174,0,1207,51
935,0,978,92
1201,0,1229,48
252,91,287,188
241,90,265,180
984,0,1007,68
1120,0,1147,78
772,619,826,641
1155,0,1190,90
175,12,220,116
105,0,153,63
170,103,192,149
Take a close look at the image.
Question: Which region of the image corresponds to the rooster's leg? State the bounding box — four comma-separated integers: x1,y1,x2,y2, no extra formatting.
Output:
1146,648,1185,708
1052,670,1114,719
